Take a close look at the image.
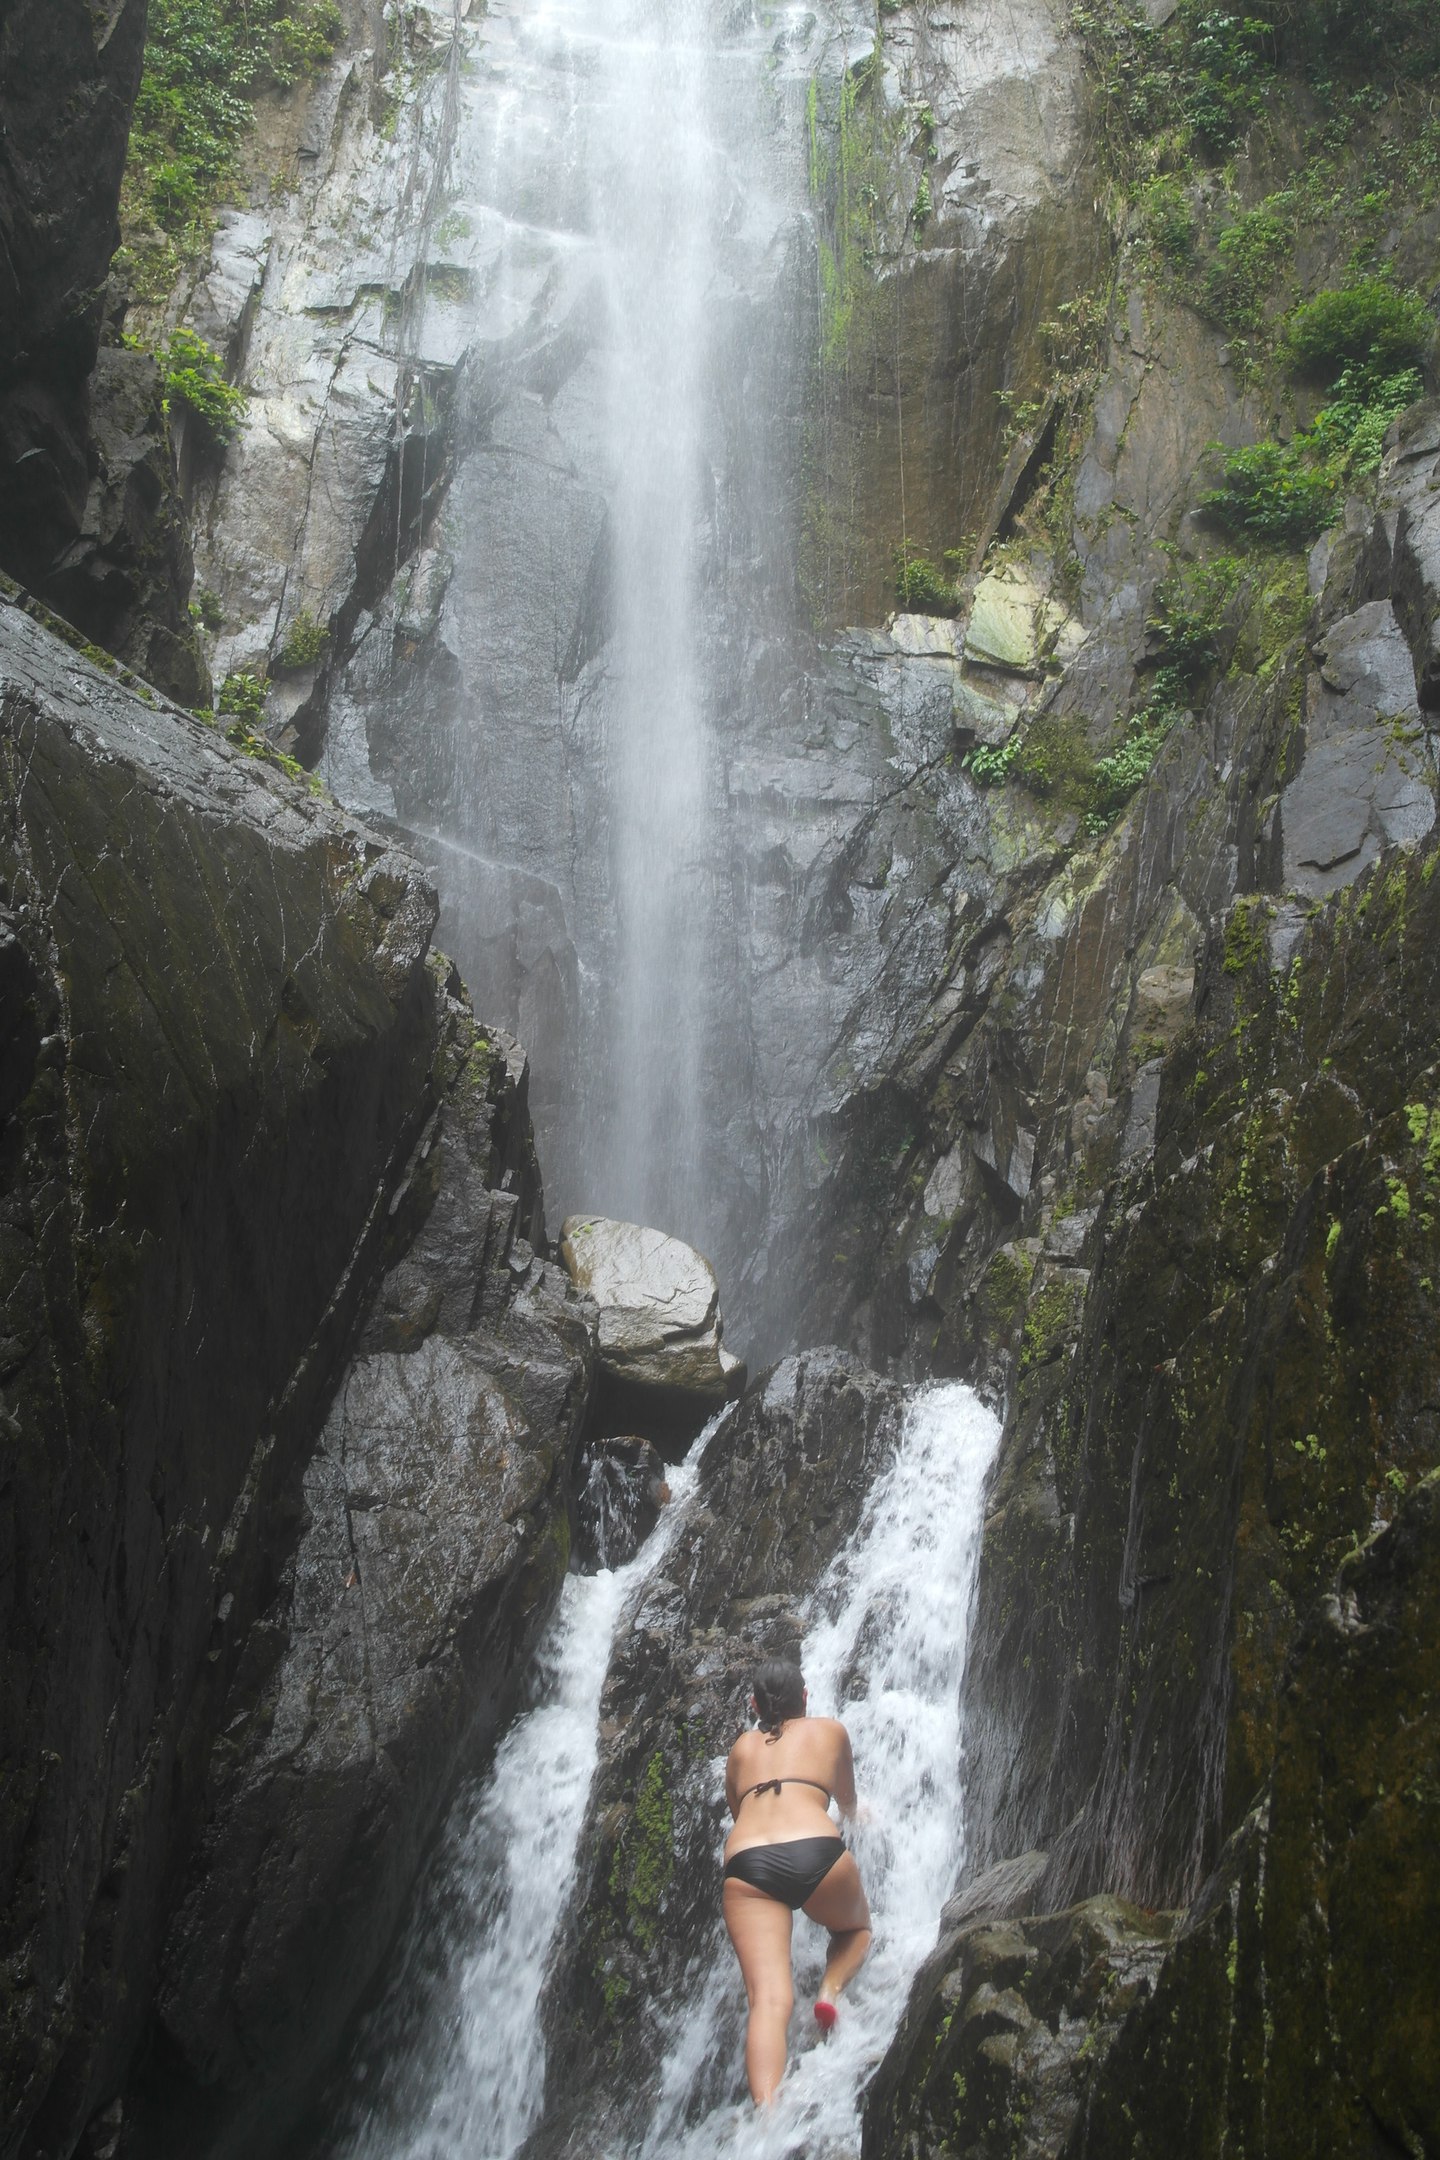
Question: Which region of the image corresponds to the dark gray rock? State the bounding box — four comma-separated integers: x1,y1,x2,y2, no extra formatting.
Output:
0,1,206,702
0,593,585,2160
1280,600,1432,897
45,347,211,707
130,1001,594,2160
862,1895,1180,2160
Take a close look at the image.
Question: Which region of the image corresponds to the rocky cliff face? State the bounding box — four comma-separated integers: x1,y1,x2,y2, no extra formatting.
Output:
0,1,208,704
6,0,1440,2153
0,588,592,2160
153,0,1107,1345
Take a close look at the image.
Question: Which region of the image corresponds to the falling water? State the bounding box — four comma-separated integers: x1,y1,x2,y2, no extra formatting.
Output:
315,1442,707,2160
314,1383,999,2160
592,0,714,1234
632,1381,1003,2159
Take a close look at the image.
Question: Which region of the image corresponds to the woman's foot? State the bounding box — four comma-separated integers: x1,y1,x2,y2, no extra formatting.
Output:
813,1998,838,2035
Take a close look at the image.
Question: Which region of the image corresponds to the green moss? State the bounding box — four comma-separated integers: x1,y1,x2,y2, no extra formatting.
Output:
1224,896,1271,978
1020,1277,1085,1373
977,1244,1036,1340
608,1753,674,1952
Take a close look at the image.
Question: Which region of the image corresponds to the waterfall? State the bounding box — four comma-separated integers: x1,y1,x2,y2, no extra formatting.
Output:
633,1381,1003,2159
312,1382,999,2160
316,1441,708,2160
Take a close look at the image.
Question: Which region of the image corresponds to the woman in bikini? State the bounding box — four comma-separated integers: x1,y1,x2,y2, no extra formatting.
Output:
721,1658,872,2105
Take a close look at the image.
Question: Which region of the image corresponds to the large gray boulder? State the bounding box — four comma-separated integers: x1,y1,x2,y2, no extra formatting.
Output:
559,1215,742,1448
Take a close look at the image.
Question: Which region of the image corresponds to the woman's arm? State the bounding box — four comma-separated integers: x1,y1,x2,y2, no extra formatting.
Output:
832,1725,859,1819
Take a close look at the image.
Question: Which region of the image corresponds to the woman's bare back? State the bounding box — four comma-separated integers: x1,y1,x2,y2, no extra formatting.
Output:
723,1716,857,1861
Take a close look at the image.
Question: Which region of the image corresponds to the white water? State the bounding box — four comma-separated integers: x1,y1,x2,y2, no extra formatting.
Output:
632,1381,1003,2159
324,1382,999,2160
329,1444,706,2160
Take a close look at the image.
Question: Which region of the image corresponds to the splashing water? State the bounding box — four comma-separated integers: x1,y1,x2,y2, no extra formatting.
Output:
633,1381,1003,2160
321,1443,708,2160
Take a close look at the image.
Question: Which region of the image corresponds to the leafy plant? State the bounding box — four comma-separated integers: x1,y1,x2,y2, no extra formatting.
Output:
894,549,958,614
1180,9,1276,151
218,670,268,725
121,0,345,297
1204,205,1292,330
1201,439,1340,543
964,735,1022,785
1087,710,1176,829
276,607,329,670
1203,361,1422,543
1281,279,1434,379
1138,174,1199,267
162,326,248,441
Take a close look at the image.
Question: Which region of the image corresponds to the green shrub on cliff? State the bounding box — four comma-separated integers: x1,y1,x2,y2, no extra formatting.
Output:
120,0,345,298
1282,279,1434,378
1203,360,1421,543
161,327,248,442
893,550,959,615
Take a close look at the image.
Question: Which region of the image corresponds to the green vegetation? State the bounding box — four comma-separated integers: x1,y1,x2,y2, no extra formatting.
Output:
217,669,267,726
1203,289,1425,545
119,0,344,300
160,326,249,442
1281,278,1433,377
968,554,1242,828
893,549,958,614
276,607,330,670
607,1753,674,1952
964,735,1022,786
217,668,317,788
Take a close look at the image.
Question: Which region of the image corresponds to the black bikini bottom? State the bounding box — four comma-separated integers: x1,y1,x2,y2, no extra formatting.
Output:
723,1836,847,1910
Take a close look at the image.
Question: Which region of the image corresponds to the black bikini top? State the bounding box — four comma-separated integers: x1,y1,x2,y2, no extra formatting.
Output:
738,1775,833,1809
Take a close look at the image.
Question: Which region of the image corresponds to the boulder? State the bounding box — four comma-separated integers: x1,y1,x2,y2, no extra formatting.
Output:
559,1215,743,1450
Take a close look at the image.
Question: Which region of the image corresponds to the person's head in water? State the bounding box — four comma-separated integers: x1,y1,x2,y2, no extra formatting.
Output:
751,1659,806,1740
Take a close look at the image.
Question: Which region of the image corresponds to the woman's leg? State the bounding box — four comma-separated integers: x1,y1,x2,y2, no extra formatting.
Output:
723,1878,795,2104
802,1851,872,2007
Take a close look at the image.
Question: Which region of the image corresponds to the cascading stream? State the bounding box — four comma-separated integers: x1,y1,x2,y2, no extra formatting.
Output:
633,1382,1003,2159
315,1383,999,2160
317,1442,707,2160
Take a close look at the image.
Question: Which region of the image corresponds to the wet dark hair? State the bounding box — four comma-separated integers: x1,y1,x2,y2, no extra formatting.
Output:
752,1659,805,1741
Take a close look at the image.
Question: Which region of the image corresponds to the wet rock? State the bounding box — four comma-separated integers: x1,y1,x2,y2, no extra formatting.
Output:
864,1895,1180,2160
0,591,440,2157
1058,1468,1440,2160
0,0,146,580
1281,600,1432,897
559,1215,743,1453
0,591,587,2160
1373,397,1440,709
133,996,594,2160
46,346,211,706
961,836,1440,1930
575,1436,670,1571
0,0,204,695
